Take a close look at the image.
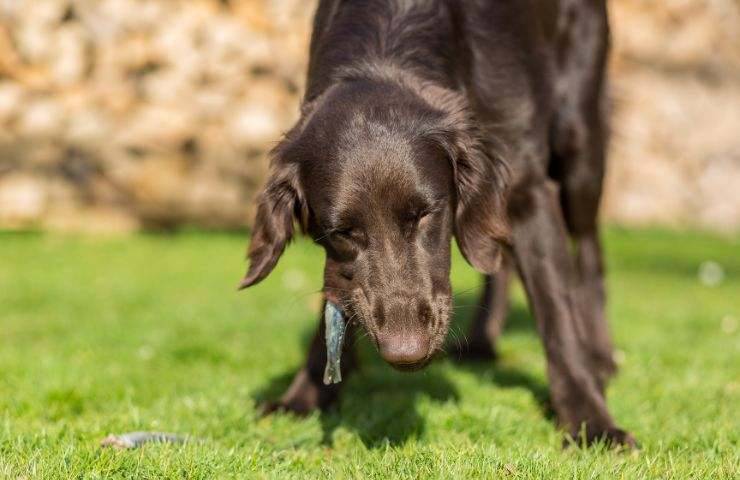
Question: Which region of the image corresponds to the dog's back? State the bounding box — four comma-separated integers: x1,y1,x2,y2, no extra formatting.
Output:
304,0,609,188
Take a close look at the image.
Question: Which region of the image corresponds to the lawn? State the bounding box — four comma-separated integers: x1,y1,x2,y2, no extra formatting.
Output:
0,228,738,479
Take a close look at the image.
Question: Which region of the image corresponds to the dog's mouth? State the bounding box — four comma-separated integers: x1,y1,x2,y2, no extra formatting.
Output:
387,356,433,372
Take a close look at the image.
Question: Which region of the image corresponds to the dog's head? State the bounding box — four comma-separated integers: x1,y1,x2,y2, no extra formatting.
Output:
240,72,508,370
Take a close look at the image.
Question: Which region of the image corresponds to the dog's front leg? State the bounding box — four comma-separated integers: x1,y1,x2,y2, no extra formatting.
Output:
510,179,635,447
261,300,356,415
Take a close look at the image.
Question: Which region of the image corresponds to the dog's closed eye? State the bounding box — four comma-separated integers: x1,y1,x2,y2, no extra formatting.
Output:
333,227,357,240
405,209,426,222
401,201,441,229
331,226,365,243
326,226,367,258
400,209,427,227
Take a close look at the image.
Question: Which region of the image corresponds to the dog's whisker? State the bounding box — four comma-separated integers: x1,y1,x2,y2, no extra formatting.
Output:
452,285,482,299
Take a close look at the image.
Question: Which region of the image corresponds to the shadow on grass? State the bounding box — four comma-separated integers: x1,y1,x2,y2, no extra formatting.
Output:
252,353,460,448
448,291,552,419
321,365,459,447
253,288,552,448
453,361,554,421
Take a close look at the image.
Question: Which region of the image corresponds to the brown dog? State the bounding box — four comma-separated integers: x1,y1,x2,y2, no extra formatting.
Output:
240,0,634,446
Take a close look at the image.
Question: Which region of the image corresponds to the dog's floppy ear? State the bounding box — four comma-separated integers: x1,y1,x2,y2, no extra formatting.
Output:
449,133,509,274
427,106,510,274
239,147,307,289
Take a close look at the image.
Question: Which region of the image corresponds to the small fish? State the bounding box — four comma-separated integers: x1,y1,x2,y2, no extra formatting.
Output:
323,301,347,385
100,431,187,449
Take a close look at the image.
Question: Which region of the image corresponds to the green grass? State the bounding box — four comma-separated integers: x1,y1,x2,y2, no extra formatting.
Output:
0,228,738,479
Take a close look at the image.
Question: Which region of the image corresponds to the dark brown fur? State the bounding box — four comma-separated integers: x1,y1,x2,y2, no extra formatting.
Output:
240,0,635,447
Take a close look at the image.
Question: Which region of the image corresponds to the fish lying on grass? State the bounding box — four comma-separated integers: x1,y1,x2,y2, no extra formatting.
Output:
100,431,188,449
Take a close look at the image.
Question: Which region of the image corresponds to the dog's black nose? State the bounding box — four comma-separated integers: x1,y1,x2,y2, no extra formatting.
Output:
377,333,430,369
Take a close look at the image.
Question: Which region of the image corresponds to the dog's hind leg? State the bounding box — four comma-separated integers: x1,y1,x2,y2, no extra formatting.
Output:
510,179,634,446
549,0,616,391
452,255,512,361
261,300,357,415
550,129,615,390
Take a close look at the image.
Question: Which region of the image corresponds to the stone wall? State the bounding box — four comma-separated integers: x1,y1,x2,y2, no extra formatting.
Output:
604,0,740,232
0,0,738,232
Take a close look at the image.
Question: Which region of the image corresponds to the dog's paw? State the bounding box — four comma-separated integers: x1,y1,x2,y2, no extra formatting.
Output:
564,426,639,450
258,369,340,417
601,428,639,449
258,389,323,417
258,398,317,417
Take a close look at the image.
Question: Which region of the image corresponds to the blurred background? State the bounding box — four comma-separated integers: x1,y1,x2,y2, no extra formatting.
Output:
0,0,739,234
1,3,738,475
